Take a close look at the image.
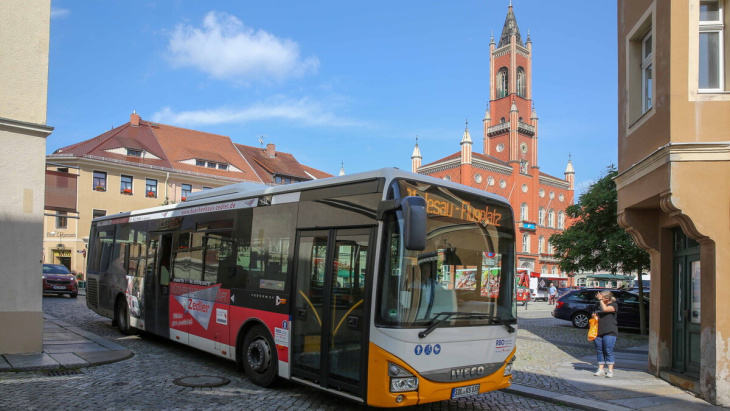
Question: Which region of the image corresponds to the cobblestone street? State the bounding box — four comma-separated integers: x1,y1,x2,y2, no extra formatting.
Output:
1,296,649,410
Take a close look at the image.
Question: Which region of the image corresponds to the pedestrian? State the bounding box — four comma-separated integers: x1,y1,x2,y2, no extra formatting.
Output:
548,282,557,304
593,290,619,378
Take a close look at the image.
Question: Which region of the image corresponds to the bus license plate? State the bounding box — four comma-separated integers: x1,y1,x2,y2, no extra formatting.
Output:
451,384,480,399
53,286,66,290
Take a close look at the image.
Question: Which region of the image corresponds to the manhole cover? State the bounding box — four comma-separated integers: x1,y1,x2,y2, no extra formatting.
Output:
44,369,83,377
173,375,230,388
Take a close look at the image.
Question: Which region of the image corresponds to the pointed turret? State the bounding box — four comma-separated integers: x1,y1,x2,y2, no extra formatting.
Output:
565,154,575,191
483,105,492,154
411,137,422,173
498,3,523,48
339,161,345,176
461,121,473,165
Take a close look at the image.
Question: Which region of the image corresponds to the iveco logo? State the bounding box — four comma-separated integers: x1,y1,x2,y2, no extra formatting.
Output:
450,365,486,380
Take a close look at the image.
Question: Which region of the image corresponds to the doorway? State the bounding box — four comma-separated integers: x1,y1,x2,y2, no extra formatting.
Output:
291,228,373,398
671,227,701,378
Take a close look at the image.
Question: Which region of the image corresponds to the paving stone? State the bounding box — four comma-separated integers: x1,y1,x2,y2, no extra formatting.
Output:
48,352,89,368
4,353,59,371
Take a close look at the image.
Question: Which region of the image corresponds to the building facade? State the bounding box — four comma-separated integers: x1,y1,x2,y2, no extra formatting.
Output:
412,4,575,280
616,0,730,405
45,112,331,278
0,0,53,354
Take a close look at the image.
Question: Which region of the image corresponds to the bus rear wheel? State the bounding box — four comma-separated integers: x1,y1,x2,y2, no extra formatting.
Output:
115,297,133,335
241,324,278,387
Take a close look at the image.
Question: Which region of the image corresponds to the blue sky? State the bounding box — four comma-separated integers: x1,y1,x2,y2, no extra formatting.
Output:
48,1,617,191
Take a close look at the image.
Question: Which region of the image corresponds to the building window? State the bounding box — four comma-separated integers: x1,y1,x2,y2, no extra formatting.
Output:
547,240,554,255
196,160,206,167
548,209,555,228
497,68,509,98
207,162,216,168
699,0,724,90
539,207,545,226
516,67,526,97
92,209,106,219
522,234,530,253
126,148,142,157
218,163,228,170
56,211,68,229
520,203,528,221
551,266,557,275
93,171,107,191
538,236,544,254
641,32,653,112
541,265,547,275
120,175,133,195
558,211,565,229
181,184,192,201
146,179,157,198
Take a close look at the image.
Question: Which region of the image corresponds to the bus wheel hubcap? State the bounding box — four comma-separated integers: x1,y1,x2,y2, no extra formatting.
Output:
247,338,271,372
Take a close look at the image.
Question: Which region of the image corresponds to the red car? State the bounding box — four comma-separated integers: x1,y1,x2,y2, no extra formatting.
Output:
42,264,78,298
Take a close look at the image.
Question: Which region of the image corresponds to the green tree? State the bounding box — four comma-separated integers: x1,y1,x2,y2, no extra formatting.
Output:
550,165,651,334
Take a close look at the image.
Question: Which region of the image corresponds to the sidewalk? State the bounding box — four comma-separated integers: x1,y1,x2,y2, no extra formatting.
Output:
0,293,133,372
505,345,720,410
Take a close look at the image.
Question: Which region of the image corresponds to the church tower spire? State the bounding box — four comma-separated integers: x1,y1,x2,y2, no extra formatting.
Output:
484,2,537,172
411,137,422,173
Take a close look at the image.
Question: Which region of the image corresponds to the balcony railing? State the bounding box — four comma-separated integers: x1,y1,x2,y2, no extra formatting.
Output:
518,121,535,135
487,122,510,136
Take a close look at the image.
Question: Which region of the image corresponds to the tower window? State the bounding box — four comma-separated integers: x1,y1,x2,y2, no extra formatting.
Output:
516,67,526,97
497,68,509,98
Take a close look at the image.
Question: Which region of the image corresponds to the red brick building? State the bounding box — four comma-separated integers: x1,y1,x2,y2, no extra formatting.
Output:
411,4,575,277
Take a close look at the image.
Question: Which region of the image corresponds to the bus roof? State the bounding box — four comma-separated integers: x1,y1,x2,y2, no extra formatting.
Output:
91,167,511,222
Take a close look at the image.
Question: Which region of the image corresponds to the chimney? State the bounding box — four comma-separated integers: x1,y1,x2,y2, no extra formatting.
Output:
266,143,276,158
130,111,140,127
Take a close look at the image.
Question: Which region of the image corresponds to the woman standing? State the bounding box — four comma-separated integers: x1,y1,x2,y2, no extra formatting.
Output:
593,290,619,378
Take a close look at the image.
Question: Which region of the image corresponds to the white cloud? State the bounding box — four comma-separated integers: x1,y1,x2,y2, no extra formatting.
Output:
151,96,363,128
51,7,70,19
166,11,319,83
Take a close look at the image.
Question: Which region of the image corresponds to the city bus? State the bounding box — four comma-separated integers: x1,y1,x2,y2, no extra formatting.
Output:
84,168,517,407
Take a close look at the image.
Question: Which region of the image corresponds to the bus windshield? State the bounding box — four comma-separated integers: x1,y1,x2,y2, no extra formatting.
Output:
376,179,516,329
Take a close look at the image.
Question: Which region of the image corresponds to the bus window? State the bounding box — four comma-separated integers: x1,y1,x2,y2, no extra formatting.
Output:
89,227,114,273
172,231,204,281
240,204,294,292
203,231,234,283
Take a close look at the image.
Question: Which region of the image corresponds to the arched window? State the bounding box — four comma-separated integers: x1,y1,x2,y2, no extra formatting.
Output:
497,68,509,98
541,265,547,275
516,67,526,97
551,266,557,275
522,233,530,253
548,209,555,228
520,203,528,221
538,236,544,254
558,211,565,229
538,207,545,225
500,117,506,123
547,240,554,255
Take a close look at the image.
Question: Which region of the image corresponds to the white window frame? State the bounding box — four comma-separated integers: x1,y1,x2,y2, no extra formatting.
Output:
538,207,545,226
538,236,544,254
541,265,547,275
522,233,530,253
699,0,725,91
557,211,565,229
520,203,528,221
548,209,555,228
641,32,653,112
516,67,525,97
498,68,509,98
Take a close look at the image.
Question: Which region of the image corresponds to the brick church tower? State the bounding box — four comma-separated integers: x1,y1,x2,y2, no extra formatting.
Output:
411,3,576,283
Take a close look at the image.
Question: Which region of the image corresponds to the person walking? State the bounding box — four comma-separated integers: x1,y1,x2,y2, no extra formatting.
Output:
593,290,619,378
548,282,557,305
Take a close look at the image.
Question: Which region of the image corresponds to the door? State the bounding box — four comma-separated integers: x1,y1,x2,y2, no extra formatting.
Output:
144,233,173,338
672,228,701,378
291,228,373,398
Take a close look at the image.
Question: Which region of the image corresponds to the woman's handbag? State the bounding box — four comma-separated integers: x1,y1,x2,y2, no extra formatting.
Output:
587,314,599,341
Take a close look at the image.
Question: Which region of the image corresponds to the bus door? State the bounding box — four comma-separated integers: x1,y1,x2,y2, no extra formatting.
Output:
144,233,173,338
291,228,374,398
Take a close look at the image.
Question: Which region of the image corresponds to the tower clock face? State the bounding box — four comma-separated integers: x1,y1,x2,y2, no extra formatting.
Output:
520,142,528,153
496,143,505,153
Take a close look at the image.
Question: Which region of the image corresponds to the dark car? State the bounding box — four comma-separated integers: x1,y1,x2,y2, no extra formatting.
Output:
552,288,648,329
42,264,78,298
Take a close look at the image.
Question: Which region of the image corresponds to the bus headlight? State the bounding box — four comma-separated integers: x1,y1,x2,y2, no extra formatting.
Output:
503,356,515,376
388,362,418,392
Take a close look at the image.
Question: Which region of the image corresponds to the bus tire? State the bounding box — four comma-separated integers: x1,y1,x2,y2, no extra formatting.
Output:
115,297,133,335
241,324,278,387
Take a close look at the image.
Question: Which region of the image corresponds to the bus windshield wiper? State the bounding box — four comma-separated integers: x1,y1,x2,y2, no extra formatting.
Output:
418,312,515,338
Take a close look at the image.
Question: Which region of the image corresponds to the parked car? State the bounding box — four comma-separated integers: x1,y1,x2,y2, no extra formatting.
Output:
42,264,78,298
552,288,648,329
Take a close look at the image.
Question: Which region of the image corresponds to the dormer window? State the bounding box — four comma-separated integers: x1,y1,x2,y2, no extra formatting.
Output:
127,149,142,157
196,160,206,167
218,164,228,170
207,162,216,168
195,159,229,170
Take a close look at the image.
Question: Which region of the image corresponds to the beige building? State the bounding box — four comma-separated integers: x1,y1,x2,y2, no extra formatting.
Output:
0,0,53,354
616,0,730,405
45,112,331,276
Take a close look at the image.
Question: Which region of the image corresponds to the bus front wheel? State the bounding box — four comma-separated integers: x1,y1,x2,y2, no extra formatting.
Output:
241,324,278,387
115,297,133,335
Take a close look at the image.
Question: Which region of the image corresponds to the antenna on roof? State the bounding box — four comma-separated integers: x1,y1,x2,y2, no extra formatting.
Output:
258,135,267,150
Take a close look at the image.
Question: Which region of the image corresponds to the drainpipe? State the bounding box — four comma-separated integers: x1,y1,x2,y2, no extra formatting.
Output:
164,172,170,204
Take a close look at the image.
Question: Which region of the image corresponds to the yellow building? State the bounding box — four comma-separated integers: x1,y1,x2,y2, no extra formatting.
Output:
616,0,730,405
45,112,331,278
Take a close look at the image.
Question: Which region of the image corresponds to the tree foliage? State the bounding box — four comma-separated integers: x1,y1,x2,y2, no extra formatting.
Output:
549,165,650,275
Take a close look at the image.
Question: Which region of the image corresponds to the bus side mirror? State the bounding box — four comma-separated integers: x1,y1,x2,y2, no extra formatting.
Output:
401,196,426,251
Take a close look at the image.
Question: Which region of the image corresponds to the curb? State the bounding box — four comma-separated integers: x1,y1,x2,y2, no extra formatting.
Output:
504,384,632,411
